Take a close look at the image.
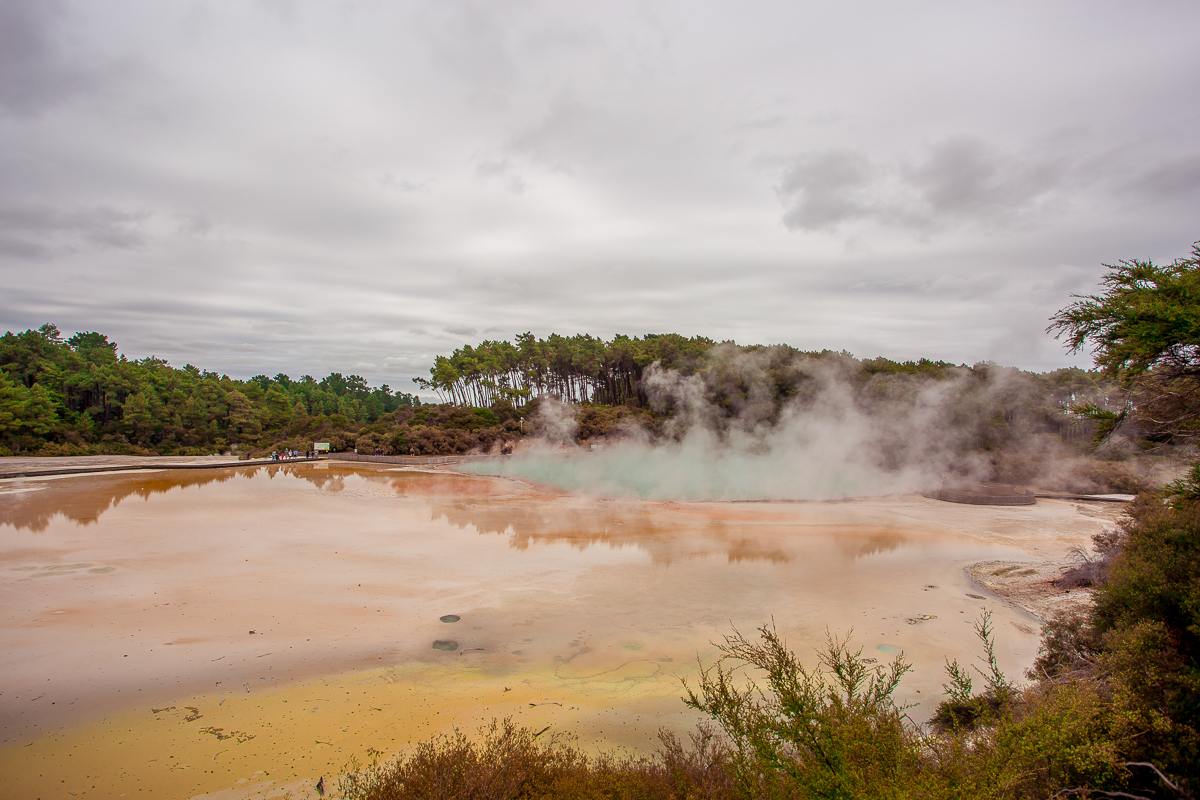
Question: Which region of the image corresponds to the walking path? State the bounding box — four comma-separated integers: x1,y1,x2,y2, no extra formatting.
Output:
0,452,496,480
328,452,491,466
0,454,307,480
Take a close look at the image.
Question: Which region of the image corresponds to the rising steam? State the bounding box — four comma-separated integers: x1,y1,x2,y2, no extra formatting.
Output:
464,347,1007,500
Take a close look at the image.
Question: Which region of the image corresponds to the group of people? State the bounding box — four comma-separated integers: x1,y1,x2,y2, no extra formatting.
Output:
269,449,316,461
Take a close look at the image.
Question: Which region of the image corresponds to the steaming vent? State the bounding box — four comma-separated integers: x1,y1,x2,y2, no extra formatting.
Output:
924,483,1035,506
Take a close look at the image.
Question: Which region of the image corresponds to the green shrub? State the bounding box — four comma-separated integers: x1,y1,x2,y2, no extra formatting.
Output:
328,613,1188,800
1086,496,1200,789
337,718,733,800
322,485,1200,798
927,679,1129,798
682,624,920,799
1028,610,1103,681
932,611,1016,731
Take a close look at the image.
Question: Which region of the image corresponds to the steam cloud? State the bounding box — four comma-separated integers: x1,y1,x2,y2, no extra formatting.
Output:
464,347,1022,501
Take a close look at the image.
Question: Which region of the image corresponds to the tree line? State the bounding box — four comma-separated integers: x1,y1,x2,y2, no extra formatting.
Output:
0,325,417,456
420,330,1122,441
416,332,721,406
417,330,1114,416
0,322,1127,472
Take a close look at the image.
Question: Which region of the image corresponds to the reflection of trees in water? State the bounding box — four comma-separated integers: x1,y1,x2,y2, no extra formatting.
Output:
288,466,504,497
0,465,308,532
288,465,349,492
428,501,795,566
3,465,912,566
0,462,496,532
1,464,508,532
834,529,909,560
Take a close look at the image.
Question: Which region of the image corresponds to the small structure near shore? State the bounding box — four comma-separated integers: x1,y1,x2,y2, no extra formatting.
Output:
924,483,1036,506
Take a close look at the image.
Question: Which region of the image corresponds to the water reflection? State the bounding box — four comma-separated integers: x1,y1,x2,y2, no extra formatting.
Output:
427,500,787,565
841,531,911,560
428,499,916,565
0,464,507,532
0,465,915,566
0,469,250,532
292,466,513,497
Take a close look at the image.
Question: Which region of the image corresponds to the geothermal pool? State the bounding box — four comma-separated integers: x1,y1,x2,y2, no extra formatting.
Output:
0,462,1121,799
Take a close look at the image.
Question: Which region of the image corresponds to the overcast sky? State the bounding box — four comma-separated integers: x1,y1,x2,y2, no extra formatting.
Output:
2,0,1198,393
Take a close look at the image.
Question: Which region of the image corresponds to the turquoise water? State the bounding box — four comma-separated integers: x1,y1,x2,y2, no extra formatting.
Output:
462,442,927,501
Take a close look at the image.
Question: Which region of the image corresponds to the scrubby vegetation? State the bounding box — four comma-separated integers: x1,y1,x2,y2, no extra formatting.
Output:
0,324,426,456
332,241,1200,798
338,493,1200,799
0,324,1167,495
0,325,527,457
4,244,1194,473
420,333,1166,494
1050,241,1200,446
338,720,735,800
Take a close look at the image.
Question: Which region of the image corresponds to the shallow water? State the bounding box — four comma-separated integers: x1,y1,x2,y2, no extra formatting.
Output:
462,444,923,500
0,462,1120,799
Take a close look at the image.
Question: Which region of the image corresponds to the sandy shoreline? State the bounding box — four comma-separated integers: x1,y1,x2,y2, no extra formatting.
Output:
0,454,251,475
0,460,1125,799
965,559,1096,621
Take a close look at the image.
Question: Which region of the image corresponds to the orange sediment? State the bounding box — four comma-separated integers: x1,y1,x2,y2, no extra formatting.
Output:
0,462,1123,798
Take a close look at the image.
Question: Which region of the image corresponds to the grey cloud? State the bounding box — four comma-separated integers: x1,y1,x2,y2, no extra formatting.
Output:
0,235,48,259
906,136,1064,223
474,158,528,193
777,151,876,232
475,158,512,178
416,0,520,107
841,270,1008,302
505,93,592,172
176,212,214,236
0,0,92,114
845,277,935,295
731,115,788,132
0,0,138,117
257,0,301,22
2,1,1197,384
380,174,431,192
384,354,431,368
778,137,1070,235
0,205,147,258
250,321,306,335
481,275,531,295
1119,153,1200,199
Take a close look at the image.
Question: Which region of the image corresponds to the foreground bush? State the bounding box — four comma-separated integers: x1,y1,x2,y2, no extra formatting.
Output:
336,480,1200,799
339,623,1165,800
338,718,734,800
683,626,919,799
685,623,1146,799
